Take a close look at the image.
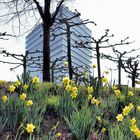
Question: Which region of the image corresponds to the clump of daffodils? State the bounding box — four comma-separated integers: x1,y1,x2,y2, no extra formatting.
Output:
86,86,94,101
116,103,133,123
114,89,121,96
91,97,101,106
32,76,40,83
14,80,21,87
70,86,78,99
63,77,78,99
123,105,132,116
87,86,93,94
130,118,140,139
128,91,134,96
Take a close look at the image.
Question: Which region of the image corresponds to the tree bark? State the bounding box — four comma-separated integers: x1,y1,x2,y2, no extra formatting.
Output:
67,25,73,79
132,71,136,87
118,59,121,85
96,43,101,81
43,23,51,82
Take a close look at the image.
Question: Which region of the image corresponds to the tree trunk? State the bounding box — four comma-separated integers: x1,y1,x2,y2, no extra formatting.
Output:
118,60,121,85
23,51,27,82
132,72,136,87
43,23,51,82
67,25,73,79
96,43,101,81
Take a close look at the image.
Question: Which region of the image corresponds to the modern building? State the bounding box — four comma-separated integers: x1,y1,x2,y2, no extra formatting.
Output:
26,6,92,82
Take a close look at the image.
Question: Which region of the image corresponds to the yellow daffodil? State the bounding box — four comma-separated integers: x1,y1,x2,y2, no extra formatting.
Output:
70,92,77,99
88,94,92,100
32,76,39,83
55,132,62,138
9,85,15,92
0,80,5,85
96,116,101,122
14,80,21,87
87,86,93,94
116,114,124,122
65,85,72,92
101,77,108,83
2,95,8,103
112,85,117,90
137,106,140,112
101,128,107,133
123,106,130,116
128,103,134,110
114,89,121,96
26,100,33,106
131,126,140,139
128,91,134,96
64,61,68,67
91,97,96,104
93,64,96,68
23,83,28,90
26,123,35,133
20,93,27,100
72,86,78,93
91,97,100,105
131,118,136,125
95,99,101,106
130,124,138,132
62,77,69,85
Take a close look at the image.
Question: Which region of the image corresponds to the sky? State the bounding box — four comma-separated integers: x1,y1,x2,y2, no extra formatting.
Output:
0,0,140,85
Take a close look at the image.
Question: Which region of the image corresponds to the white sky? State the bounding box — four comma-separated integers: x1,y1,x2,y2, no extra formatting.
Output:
0,0,140,85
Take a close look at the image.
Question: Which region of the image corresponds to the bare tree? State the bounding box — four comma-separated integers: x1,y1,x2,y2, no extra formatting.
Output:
101,47,139,85
50,56,66,83
74,29,133,83
122,57,140,87
0,0,67,82
0,49,42,78
51,11,95,79
0,32,15,40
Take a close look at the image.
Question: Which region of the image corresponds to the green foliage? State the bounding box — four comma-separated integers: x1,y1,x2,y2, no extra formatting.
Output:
2,74,140,139
0,94,26,131
57,89,78,119
46,95,60,115
109,122,133,140
64,105,96,140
